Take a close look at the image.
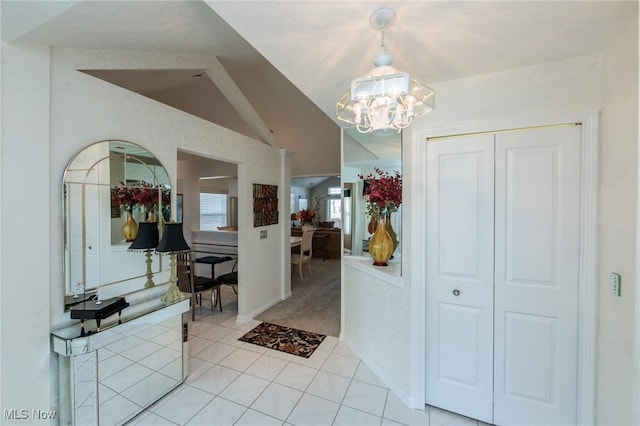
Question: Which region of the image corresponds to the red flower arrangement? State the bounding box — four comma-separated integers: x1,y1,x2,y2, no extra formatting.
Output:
112,182,171,213
298,209,316,223
133,182,171,210
359,167,402,215
113,183,136,212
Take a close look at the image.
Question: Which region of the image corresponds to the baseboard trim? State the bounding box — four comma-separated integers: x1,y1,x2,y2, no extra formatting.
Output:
237,294,287,323
342,335,417,410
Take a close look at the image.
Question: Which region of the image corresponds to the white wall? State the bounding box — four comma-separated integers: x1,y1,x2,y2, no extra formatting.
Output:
343,265,409,397
344,43,638,423
0,43,52,421
599,17,639,425
0,46,287,419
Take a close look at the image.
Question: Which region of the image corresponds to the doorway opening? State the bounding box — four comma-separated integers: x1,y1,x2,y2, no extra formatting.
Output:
177,150,240,313
255,175,342,337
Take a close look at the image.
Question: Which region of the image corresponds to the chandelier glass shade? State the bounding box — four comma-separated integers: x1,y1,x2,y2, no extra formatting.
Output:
336,6,434,134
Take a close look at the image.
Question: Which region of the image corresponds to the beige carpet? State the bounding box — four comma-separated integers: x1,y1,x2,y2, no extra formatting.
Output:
256,258,341,337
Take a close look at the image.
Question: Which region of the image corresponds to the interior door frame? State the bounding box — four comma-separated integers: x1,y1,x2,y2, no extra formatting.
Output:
410,111,598,425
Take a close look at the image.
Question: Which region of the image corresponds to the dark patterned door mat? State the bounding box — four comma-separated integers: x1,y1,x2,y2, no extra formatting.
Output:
238,322,326,358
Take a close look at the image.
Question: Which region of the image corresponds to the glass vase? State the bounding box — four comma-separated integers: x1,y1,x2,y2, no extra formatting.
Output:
369,215,394,266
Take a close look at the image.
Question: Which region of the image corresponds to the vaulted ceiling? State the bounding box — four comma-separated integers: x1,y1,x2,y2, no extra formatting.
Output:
2,1,635,177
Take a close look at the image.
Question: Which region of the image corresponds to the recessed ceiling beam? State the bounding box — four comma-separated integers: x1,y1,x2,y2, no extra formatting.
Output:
204,58,279,147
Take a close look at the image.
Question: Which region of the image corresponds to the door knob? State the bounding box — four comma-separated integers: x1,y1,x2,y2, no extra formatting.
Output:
453,289,461,296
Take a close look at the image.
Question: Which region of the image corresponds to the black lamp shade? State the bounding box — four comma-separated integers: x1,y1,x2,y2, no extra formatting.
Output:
128,222,159,251
156,222,190,253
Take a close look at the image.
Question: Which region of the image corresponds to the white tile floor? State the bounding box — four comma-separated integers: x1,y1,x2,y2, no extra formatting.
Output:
127,288,486,426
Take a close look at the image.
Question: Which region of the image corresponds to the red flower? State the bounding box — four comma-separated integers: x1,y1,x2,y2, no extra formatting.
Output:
111,182,136,212
298,209,316,222
133,182,158,209
359,168,402,214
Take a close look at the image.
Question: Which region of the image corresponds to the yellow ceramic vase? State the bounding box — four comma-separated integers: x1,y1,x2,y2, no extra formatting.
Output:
385,212,398,255
121,211,138,242
369,215,394,266
367,214,378,234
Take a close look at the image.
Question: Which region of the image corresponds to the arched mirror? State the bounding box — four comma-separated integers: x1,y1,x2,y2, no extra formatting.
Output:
62,140,171,309
342,128,402,265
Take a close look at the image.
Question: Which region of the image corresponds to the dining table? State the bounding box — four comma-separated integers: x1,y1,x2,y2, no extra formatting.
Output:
290,236,302,248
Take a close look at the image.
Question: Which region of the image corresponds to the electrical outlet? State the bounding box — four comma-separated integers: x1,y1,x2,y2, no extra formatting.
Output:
260,230,268,239
611,272,621,297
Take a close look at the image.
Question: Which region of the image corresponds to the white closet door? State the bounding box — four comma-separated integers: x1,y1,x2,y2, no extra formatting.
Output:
68,182,101,292
426,134,495,423
493,126,581,425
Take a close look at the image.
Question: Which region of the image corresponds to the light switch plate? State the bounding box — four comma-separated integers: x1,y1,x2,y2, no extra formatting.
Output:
611,272,621,297
260,230,267,239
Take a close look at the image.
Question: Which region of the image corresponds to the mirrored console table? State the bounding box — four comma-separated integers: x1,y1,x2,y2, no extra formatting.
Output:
51,296,189,426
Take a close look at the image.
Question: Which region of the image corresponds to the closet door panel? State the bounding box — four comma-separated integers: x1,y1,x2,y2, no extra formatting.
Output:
494,125,581,426
426,134,495,423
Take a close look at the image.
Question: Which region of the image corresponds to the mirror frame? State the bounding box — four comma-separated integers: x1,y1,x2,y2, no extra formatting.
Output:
341,127,403,270
62,140,171,309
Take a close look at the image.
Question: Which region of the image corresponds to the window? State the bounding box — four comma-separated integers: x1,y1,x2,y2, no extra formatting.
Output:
299,197,308,211
200,191,228,230
328,198,342,221
327,186,342,196
327,186,342,228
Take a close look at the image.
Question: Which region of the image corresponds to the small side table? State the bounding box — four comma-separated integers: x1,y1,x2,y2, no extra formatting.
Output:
195,255,233,279
195,256,233,309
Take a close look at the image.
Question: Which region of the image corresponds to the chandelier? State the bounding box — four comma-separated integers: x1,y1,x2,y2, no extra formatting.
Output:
336,6,435,134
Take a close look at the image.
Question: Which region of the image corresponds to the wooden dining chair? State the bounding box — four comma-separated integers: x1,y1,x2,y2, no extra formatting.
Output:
175,251,221,320
291,228,315,280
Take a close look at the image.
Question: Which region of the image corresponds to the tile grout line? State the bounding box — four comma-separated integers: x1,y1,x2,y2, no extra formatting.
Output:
178,303,424,426
280,340,344,425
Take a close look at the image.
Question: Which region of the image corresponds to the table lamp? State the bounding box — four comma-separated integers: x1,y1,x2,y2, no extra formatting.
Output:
156,222,190,303
128,221,160,288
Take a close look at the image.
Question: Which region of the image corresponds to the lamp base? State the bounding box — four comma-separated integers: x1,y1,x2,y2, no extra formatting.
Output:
161,282,183,304
161,252,183,304
144,250,155,288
